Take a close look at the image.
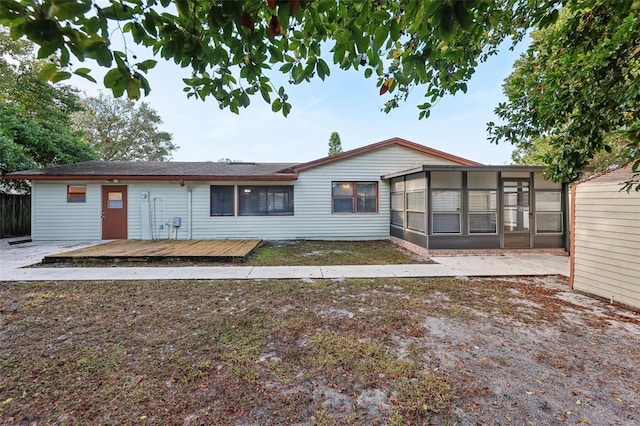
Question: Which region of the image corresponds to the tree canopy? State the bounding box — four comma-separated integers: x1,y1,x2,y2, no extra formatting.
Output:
328,131,342,156
1,0,638,186
488,2,640,188
0,29,96,193
72,92,177,161
0,0,554,117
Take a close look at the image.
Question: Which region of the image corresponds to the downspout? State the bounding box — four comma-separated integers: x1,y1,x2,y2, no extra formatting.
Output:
30,181,36,240
186,184,193,240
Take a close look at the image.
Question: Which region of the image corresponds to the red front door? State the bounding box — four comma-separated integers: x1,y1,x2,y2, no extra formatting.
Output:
102,185,128,239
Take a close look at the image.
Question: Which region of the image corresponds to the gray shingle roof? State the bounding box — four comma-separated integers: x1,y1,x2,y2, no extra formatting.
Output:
6,161,299,179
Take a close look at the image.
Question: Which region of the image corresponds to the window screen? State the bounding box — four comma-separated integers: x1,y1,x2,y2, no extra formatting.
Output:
535,191,562,233
468,190,497,234
432,190,461,234
210,185,235,216
239,186,294,216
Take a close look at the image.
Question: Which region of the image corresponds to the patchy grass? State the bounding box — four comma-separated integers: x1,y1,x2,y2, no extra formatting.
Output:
1,277,639,425
34,239,428,268
248,240,427,266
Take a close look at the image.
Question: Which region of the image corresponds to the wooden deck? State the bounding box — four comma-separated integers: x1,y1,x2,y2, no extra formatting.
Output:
43,239,262,264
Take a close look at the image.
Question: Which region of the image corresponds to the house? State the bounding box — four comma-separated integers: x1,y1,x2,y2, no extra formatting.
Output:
570,166,640,310
4,137,569,252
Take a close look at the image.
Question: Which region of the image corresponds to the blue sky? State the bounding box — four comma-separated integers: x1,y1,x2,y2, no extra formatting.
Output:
70,39,528,165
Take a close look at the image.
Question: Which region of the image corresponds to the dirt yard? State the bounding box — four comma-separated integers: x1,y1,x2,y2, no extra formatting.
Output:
1,276,638,425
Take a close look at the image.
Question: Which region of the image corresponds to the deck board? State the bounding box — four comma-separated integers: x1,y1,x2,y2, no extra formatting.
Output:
43,239,262,264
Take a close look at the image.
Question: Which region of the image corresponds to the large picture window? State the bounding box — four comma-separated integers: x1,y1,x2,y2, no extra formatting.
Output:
468,190,497,233
239,186,294,216
332,182,378,214
432,190,461,234
210,185,235,216
67,185,86,203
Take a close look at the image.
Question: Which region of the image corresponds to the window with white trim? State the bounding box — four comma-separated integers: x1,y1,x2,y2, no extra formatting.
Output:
67,185,86,203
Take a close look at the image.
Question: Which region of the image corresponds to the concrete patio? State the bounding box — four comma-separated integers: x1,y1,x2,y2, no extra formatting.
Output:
0,239,570,282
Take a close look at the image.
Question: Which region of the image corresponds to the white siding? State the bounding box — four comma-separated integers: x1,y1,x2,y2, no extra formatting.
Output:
572,177,640,309
31,181,101,240
30,145,462,241
126,182,190,239
191,145,459,240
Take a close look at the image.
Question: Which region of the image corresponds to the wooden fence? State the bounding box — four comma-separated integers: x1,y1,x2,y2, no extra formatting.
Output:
1,194,31,237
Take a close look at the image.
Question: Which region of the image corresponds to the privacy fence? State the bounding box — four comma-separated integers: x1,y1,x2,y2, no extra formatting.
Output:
1,194,31,237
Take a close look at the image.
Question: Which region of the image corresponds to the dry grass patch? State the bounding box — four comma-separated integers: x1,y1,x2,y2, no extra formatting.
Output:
1,277,639,425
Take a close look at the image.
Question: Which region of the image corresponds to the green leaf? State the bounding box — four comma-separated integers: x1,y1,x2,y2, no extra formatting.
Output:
104,68,123,88
126,78,142,99
136,59,158,72
260,88,271,104
316,0,333,13
373,25,389,49
272,98,282,112
143,12,158,37
74,69,97,83
95,45,112,67
279,62,293,73
318,59,331,78
50,71,71,83
372,10,390,21
37,62,58,81
282,101,291,117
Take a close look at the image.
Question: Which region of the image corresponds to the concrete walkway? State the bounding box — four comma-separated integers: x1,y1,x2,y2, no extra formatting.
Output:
0,240,570,282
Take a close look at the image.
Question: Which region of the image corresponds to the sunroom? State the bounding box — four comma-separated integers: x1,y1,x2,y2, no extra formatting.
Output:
383,165,569,251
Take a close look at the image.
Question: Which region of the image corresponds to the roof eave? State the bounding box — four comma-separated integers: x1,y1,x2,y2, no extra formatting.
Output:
3,174,299,182
290,137,481,172
382,165,550,180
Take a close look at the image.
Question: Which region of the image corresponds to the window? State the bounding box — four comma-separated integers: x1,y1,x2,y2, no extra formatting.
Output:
332,182,377,214
468,190,497,233
503,181,530,232
107,192,123,208
535,191,563,233
67,185,86,203
210,185,235,216
390,178,404,226
239,186,294,216
406,191,426,232
432,190,461,234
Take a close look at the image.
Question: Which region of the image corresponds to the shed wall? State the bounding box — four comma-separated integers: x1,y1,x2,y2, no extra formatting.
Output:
572,179,640,309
